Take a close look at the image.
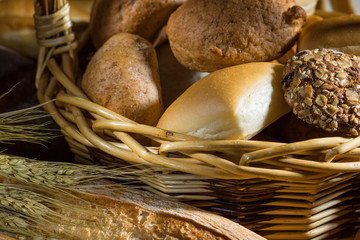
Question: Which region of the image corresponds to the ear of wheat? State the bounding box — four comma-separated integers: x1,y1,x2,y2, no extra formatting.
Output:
0,182,119,240
0,154,159,188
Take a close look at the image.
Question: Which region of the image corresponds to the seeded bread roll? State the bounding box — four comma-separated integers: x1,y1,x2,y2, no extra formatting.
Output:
157,62,291,140
82,33,163,129
298,15,360,56
282,48,360,136
89,0,184,49
166,0,307,72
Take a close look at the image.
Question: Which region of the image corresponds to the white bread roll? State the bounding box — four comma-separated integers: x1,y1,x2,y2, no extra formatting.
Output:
157,62,291,140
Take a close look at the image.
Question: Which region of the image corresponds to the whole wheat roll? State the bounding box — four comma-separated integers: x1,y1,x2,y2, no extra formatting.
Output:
81,32,163,130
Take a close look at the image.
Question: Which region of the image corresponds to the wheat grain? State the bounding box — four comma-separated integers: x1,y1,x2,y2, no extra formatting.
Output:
0,154,158,188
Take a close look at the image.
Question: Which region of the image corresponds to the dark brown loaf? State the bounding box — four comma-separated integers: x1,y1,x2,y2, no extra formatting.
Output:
166,0,307,72
89,0,185,49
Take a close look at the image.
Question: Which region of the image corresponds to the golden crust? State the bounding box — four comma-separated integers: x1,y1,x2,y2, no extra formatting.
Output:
166,0,307,72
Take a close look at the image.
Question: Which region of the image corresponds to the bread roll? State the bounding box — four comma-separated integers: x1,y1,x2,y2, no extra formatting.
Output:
166,0,307,72
82,33,163,128
89,0,184,49
282,48,360,136
298,15,360,56
157,62,291,140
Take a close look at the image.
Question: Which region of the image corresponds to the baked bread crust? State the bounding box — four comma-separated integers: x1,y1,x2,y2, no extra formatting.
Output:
166,0,307,72
59,184,267,240
81,33,163,128
89,0,185,48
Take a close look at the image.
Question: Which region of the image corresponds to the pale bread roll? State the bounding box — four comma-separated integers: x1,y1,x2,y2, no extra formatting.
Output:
157,62,291,140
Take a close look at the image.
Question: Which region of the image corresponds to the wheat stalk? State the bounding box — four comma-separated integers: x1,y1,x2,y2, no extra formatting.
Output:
0,103,58,145
0,154,160,188
0,183,115,240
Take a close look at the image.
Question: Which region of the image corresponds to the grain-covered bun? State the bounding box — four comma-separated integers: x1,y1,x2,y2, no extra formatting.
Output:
82,33,163,128
298,15,360,56
157,62,291,140
89,0,184,49
166,0,307,72
282,48,360,136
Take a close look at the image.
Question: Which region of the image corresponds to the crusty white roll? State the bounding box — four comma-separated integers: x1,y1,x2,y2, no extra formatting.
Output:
157,62,291,140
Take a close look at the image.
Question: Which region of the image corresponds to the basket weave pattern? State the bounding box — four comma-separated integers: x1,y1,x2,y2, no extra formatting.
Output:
33,1,360,239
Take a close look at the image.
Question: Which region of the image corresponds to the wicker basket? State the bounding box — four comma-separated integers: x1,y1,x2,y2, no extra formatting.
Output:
33,0,360,239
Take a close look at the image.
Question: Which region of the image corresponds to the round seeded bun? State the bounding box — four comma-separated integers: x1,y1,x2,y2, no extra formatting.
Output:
157,62,291,140
298,15,360,56
282,48,360,136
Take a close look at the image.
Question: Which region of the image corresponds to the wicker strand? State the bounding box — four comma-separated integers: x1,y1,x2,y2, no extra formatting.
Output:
239,137,351,165
325,136,360,162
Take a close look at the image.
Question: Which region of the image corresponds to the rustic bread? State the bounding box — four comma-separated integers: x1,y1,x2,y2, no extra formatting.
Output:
60,184,266,240
81,33,163,128
166,0,307,72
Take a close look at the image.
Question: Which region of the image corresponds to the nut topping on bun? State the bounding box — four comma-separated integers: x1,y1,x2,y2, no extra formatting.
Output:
282,48,360,136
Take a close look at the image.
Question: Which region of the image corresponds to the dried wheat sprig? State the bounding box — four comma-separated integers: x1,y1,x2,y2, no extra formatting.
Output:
0,104,58,144
0,154,161,188
0,183,118,239
0,208,50,239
